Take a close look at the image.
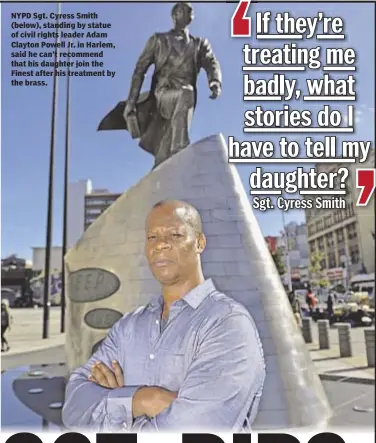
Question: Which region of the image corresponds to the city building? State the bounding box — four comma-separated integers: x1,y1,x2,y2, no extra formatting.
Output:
304,151,375,286
31,180,122,272
1,254,33,306
285,222,310,267
67,179,92,248
32,246,63,273
265,225,310,287
282,222,310,285
67,179,122,247
84,188,122,231
28,249,63,306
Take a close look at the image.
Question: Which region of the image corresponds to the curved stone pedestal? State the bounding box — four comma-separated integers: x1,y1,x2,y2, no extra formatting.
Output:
1,363,67,429
64,133,331,429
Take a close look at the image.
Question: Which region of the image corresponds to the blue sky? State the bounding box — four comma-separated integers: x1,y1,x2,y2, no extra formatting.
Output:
1,2,375,259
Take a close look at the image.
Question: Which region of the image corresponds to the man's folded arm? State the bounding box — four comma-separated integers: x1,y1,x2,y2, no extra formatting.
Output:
62,315,142,431
135,311,266,431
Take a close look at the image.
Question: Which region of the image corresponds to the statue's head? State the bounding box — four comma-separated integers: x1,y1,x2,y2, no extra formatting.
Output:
171,2,194,28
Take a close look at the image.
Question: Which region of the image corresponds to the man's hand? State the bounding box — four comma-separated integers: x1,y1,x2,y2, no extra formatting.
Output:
209,82,221,99
88,361,124,389
123,102,136,119
133,387,178,418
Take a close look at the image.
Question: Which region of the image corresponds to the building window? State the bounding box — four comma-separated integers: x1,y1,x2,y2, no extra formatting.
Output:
85,215,97,223
86,208,102,216
347,222,357,240
348,201,354,217
318,237,324,250
334,208,349,223
324,215,332,229
309,241,316,254
344,200,354,218
105,198,119,205
328,252,336,268
336,228,344,243
326,232,334,248
315,220,323,232
308,223,315,236
349,245,360,264
338,248,346,261
320,259,327,269
85,199,106,206
85,195,120,208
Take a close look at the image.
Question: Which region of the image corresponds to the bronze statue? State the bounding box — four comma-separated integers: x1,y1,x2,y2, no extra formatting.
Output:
98,2,222,168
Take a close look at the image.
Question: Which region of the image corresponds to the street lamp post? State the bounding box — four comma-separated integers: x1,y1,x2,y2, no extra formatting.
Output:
341,255,352,292
42,3,61,339
281,209,292,292
60,43,71,334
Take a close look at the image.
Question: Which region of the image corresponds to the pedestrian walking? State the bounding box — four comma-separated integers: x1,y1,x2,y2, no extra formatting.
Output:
288,291,302,327
1,300,12,352
327,293,334,324
306,289,313,314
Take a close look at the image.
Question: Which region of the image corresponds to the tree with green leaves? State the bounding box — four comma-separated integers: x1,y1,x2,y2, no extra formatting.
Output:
309,251,329,288
272,249,286,276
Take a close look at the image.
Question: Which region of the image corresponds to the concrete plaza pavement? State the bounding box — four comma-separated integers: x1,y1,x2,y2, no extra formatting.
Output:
2,344,374,428
307,321,375,384
1,307,65,357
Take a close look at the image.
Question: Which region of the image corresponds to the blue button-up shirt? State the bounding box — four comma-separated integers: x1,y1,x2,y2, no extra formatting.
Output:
62,279,265,432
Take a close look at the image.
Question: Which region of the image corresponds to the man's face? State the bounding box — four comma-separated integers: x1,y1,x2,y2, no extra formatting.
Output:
145,204,202,285
174,4,194,27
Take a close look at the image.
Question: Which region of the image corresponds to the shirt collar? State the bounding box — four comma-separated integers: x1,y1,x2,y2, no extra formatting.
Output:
170,28,190,40
148,278,216,311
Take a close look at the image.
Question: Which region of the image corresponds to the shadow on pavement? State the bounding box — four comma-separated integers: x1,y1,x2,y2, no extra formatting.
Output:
1,363,67,430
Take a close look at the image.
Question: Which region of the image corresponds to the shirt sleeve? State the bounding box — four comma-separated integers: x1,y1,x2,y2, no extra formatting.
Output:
62,315,142,431
135,312,265,432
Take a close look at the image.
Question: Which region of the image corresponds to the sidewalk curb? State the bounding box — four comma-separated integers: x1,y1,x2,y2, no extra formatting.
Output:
2,342,65,358
319,373,375,385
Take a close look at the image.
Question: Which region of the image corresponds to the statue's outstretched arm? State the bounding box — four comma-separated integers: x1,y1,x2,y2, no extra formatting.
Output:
199,38,222,88
127,34,158,105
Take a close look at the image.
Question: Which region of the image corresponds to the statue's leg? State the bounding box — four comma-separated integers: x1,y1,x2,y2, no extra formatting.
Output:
152,90,174,167
170,87,194,155
154,127,172,167
155,87,194,164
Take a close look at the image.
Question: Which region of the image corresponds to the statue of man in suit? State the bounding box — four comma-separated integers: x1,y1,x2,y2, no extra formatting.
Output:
98,3,222,168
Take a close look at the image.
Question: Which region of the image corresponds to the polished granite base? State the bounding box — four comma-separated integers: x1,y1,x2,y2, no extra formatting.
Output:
1,363,67,430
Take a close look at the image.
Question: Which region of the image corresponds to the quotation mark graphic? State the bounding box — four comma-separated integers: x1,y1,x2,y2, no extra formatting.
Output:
231,0,252,37
356,169,376,206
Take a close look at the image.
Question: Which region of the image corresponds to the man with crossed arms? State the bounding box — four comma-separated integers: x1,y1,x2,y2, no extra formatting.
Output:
62,200,265,431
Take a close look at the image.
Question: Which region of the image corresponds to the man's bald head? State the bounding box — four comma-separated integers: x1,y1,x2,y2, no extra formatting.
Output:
150,200,203,234
145,200,206,286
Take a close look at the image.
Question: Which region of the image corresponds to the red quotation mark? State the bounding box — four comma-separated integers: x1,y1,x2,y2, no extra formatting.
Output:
231,0,252,37
356,169,376,206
